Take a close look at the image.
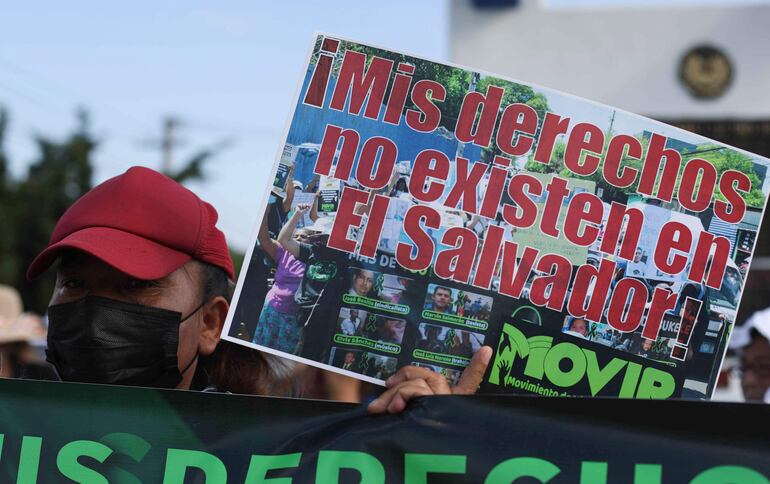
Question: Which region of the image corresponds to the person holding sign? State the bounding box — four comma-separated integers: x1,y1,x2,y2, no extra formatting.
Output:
254,203,313,354
367,346,492,414
26,167,236,390
268,164,299,237
267,199,495,411
25,167,492,410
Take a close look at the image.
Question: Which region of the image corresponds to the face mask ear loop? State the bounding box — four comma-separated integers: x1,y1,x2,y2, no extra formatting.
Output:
179,353,199,376
177,300,206,378
180,300,208,323
43,349,64,382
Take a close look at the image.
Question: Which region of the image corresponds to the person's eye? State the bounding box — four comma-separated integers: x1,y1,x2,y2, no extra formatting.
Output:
126,279,160,290
60,278,84,289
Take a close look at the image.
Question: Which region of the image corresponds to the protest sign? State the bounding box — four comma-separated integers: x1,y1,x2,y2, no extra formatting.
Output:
272,143,298,196
223,34,770,399
1,379,769,482
318,175,341,213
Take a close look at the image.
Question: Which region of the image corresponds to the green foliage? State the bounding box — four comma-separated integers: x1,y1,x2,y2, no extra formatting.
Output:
340,42,471,131
0,108,8,188
522,126,765,209
312,39,553,162
0,108,15,285
315,39,765,209
525,139,566,174
525,116,646,204
681,145,766,208
327,42,553,156
475,76,548,118
475,76,549,162
3,109,96,312
560,133,648,204
230,248,245,277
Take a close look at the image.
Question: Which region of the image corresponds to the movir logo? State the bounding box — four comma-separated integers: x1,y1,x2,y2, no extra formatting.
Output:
488,323,675,399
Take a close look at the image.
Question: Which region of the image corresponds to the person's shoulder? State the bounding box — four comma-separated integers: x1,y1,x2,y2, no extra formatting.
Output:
296,241,314,262
275,244,286,258
303,241,343,263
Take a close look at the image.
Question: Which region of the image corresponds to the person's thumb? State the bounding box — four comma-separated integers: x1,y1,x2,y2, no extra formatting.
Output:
453,346,493,395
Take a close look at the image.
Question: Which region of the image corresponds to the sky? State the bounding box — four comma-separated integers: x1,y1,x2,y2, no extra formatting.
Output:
2,0,768,251
545,0,770,7
0,1,448,251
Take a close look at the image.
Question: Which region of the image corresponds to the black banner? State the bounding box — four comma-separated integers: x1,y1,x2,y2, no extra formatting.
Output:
0,379,768,482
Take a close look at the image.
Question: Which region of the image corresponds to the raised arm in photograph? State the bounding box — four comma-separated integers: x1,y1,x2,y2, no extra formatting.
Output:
277,203,311,258
258,205,281,263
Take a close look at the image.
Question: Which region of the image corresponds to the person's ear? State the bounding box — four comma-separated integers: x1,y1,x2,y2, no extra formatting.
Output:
198,296,229,356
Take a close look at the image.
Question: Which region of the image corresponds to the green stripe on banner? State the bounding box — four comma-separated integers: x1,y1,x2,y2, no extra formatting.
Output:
0,379,768,482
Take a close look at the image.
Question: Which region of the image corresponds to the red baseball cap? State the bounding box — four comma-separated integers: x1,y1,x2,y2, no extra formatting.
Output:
27,166,234,281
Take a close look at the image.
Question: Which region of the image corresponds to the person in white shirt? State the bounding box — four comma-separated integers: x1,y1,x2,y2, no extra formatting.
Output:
341,309,362,336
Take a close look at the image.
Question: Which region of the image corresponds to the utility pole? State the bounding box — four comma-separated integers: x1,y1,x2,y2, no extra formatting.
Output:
161,117,179,173
608,110,616,136
142,116,184,174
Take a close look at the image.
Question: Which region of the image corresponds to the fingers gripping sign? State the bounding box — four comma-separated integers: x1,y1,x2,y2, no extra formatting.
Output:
368,346,493,414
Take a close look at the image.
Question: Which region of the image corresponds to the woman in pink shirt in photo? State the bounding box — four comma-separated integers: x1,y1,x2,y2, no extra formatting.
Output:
254,203,313,354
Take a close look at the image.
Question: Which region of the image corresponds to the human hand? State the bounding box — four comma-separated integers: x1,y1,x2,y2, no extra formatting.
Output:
367,346,493,414
295,203,311,214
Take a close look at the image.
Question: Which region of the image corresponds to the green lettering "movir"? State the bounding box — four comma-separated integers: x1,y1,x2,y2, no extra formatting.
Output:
489,323,676,398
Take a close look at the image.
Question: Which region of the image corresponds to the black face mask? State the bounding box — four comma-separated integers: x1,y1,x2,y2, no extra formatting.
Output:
46,296,203,388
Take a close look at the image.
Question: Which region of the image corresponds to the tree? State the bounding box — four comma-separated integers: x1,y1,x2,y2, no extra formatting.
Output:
475,76,549,163
523,125,765,210
0,108,8,189
10,110,96,312
525,139,566,175
340,42,472,131
555,131,648,205
681,145,766,209
0,108,16,285
320,42,551,159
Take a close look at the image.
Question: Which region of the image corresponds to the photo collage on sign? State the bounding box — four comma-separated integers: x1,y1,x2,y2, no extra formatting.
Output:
328,347,398,381
413,362,463,386
414,284,491,370
327,268,413,380
561,316,676,364
561,197,753,393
